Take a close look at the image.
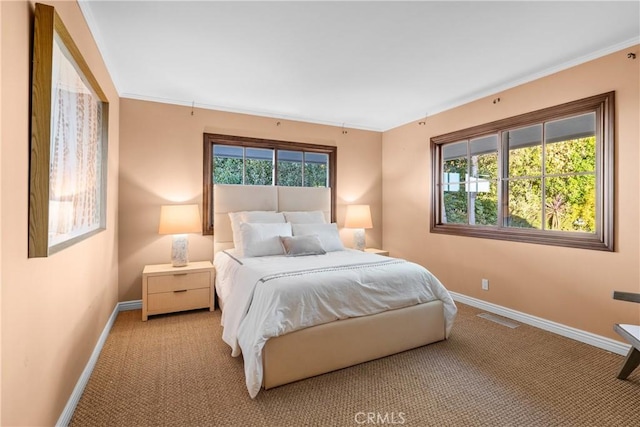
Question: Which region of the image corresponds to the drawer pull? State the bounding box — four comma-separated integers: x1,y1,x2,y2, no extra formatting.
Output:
173,273,188,276
174,289,188,293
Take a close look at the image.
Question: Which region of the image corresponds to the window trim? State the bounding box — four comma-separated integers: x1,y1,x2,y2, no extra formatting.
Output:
202,133,337,235
430,91,614,251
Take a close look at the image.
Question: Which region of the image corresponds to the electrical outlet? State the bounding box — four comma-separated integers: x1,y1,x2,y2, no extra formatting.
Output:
481,278,489,291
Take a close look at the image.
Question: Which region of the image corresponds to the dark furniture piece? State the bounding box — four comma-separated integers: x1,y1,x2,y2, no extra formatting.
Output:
613,291,640,379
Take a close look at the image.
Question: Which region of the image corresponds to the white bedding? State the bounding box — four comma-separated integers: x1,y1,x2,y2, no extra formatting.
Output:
214,249,457,398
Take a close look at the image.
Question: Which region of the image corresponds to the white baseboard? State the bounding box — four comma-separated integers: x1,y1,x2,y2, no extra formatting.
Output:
56,300,142,427
450,292,630,356
118,299,142,311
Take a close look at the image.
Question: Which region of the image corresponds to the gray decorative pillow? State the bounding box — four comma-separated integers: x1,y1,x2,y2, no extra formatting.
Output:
280,235,327,257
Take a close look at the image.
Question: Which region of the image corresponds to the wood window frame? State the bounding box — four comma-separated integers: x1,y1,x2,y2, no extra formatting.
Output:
202,133,337,235
29,3,109,257
430,91,614,251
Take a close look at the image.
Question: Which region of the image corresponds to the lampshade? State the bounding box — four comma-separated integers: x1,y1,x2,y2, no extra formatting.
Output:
345,204,373,229
158,204,201,235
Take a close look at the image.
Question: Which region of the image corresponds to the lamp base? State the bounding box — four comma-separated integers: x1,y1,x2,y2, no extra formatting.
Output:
353,228,365,251
171,234,189,267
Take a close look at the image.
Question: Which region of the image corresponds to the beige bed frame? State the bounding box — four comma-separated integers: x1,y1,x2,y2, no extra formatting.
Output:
213,184,446,390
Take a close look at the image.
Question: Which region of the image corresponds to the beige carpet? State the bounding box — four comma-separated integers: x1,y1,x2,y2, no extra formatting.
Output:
70,303,639,426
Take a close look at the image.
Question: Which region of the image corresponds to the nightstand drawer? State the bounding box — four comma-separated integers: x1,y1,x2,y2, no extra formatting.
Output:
147,271,210,294
147,287,210,313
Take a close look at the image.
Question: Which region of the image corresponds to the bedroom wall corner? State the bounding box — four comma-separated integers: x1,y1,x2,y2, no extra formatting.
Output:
1,1,120,425
381,45,640,343
118,99,383,302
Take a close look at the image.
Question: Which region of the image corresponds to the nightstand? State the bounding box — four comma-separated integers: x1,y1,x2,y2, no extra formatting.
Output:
142,261,215,321
365,248,389,256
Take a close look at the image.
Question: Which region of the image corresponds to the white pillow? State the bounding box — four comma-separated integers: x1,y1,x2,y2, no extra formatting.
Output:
229,211,285,248
282,211,326,224
291,223,344,252
239,222,292,257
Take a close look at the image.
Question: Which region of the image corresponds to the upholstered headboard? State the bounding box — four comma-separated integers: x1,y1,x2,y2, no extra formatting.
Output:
213,184,331,255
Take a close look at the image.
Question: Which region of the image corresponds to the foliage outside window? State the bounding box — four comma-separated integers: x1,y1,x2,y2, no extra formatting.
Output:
431,92,614,251
202,133,337,235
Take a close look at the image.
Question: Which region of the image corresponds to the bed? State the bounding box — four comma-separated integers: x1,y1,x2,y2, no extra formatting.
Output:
212,184,457,398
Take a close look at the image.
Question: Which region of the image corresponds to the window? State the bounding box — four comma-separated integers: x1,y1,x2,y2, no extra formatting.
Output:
202,133,337,235
212,145,275,186
431,92,614,251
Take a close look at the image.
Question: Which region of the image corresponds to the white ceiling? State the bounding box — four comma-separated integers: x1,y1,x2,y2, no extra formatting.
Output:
79,1,640,131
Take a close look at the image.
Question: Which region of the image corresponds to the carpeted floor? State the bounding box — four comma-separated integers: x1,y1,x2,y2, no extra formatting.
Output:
70,303,639,426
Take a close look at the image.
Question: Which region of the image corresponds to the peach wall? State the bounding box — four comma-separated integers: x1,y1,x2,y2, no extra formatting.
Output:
382,46,640,341
0,2,4,422
1,1,119,425
119,99,382,301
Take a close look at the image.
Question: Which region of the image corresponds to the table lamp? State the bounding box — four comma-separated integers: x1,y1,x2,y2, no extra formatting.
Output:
345,204,373,251
158,204,201,267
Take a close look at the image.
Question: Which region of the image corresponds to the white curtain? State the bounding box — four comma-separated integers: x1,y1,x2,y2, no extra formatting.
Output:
48,37,103,248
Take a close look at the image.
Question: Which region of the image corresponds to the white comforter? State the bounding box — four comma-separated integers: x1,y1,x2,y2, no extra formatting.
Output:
214,249,457,398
